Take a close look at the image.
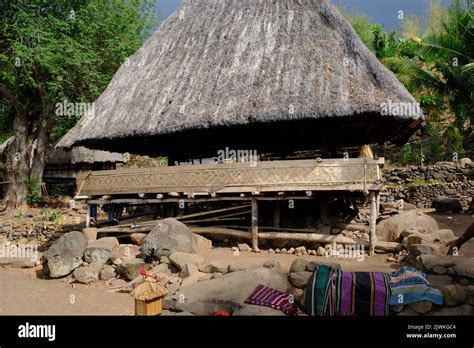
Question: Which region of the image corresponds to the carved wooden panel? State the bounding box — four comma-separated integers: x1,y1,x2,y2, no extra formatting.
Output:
77,158,384,196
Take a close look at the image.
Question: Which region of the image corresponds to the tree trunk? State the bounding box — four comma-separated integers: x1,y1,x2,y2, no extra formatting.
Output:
1,101,52,211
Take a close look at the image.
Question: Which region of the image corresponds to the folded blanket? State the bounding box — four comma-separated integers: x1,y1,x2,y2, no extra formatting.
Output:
389,266,443,306
306,265,391,316
245,284,299,315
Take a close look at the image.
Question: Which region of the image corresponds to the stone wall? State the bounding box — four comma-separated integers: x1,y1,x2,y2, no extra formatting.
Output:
383,161,473,209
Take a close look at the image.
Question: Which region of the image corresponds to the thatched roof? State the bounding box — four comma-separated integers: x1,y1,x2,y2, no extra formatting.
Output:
58,0,424,159
47,146,126,165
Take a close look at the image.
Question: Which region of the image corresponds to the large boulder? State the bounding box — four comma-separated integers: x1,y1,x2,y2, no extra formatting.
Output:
43,231,87,278
83,237,119,264
141,219,212,258
376,211,439,242
432,196,463,213
288,271,312,289
172,266,291,315
442,285,466,306
73,263,103,284
115,258,145,281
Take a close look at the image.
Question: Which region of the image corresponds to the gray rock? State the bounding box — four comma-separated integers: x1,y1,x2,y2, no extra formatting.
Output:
408,301,433,314
181,271,205,287
73,263,103,284
429,304,474,316
115,258,145,281
110,244,141,261
174,266,290,315
432,196,463,213
442,285,467,306
88,237,119,250
208,260,229,274
180,263,199,278
85,239,119,264
291,288,304,303
43,232,87,278
288,271,312,289
376,211,439,242
169,252,204,270
228,262,254,273
306,260,341,272
453,258,474,279
11,258,37,268
432,265,447,275
289,259,309,273
152,263,173,276
141,218,212,258
99,265,117,281
416,255,456,273
316,247,326,256
409,244,441,257
83,247,111,264
130,233,147,246
426,274,454,289
238,243,252,252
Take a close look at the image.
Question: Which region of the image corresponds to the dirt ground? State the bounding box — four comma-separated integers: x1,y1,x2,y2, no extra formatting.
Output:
0,209,472,315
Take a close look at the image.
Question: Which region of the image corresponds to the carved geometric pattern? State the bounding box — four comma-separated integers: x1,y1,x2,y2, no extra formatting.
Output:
76,159,383,196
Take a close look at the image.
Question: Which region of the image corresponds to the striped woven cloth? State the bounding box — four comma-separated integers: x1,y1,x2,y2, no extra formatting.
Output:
244,284,299,315
389,266,443,306
306,265,391,316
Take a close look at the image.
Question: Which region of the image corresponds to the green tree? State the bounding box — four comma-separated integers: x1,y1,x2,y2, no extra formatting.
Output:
0,0,156,209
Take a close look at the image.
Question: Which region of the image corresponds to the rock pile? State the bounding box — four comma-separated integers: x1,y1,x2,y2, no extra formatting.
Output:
384,161,473,209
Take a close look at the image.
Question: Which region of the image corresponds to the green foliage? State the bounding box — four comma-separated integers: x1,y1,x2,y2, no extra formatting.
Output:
347,0,473,164
24,178,43,205
401,144,414,165
0,0,157,141
33,209,63,226
407,176,443,187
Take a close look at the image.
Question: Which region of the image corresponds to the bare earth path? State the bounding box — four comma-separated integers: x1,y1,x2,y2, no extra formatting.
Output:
0,250,395,315
0,212,471,315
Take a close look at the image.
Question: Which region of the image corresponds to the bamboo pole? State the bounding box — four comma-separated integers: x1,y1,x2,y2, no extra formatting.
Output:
176,204,251,220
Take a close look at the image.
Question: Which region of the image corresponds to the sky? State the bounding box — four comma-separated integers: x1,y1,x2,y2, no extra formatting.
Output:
154,0,452,31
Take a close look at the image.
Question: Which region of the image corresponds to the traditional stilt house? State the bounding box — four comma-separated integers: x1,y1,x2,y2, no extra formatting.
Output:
58,0,424,254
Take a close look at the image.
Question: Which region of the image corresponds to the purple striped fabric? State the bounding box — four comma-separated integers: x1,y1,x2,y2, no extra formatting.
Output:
245,284,298,315
373,272,388,316
340,272,353,315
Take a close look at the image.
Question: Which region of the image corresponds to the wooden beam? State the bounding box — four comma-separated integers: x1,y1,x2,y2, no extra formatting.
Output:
369,192,377,256
177,204,251,221
251,199,259,252
190,227,251,239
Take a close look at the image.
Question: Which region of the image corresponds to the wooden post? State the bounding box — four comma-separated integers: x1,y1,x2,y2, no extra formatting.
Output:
273,201,281,228
251,199,259,252
86,204,91,228
369,192,377,256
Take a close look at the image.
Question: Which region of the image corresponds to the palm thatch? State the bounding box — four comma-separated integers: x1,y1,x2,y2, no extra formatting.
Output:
131,278,169,301
47,146,126,165
58,0,424,159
